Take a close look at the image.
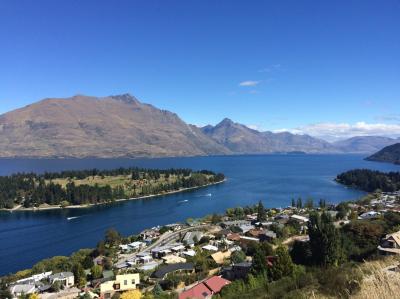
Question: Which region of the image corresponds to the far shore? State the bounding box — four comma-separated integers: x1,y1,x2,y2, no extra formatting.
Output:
1,179,226,212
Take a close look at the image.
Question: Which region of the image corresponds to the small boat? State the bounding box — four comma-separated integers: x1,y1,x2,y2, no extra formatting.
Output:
205,193,212,197
178,200,189,204
67,216,79,220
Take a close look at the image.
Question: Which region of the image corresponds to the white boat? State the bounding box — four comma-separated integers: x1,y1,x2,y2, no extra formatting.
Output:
67,216,79,220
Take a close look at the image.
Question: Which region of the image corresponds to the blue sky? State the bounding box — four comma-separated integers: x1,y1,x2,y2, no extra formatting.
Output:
0,0,399,140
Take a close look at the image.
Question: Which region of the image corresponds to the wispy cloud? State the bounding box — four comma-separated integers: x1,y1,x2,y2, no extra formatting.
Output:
246,124,264,131
258,64,283,73
239,80,260,87
274,122,400,142
375,114,400,122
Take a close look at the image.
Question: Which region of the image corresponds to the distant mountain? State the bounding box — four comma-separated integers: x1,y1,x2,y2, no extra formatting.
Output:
333,136,399,153
0,94,230,158
366,143,400,164
1,94,397,158
201,118,337,154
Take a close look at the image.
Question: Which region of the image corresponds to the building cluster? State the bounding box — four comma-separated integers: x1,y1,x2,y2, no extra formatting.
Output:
7,190,400,299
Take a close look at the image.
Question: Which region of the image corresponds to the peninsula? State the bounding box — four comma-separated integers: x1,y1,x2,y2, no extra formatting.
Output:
0,167,225,210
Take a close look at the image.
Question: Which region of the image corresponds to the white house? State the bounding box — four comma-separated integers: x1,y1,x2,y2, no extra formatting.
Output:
10,284,36,297
49,272,74,287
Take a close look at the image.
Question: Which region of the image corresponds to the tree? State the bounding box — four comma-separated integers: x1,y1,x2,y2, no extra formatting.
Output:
296,198,303,209
251,247,268,275
319,199,326,209
28,294,40,299
105,228,121,246
268,245,294,281
257,201,267,222
290,240,312,265
120,290,142,299
211,213,222,224
305,198,314,209
152,284,163,296
308,212,342,267
72,263,87,287
231,250,246,264
291,198,296,208
91,264,103,279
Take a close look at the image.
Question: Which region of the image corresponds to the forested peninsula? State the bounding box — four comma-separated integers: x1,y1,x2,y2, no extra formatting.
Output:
336,169,400,192
0,167,225,210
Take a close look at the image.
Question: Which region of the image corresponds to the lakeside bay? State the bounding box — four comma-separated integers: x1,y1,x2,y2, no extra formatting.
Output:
1,154,400,275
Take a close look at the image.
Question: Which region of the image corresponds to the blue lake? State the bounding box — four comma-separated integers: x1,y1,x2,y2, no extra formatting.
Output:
1,154,400,275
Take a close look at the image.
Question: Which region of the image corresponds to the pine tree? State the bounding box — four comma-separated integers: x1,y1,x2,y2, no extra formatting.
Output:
257,200,267,222
308,212,342,267
268,245,294,281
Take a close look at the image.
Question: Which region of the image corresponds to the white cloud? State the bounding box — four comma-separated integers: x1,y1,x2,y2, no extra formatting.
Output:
375,114,400,122
239,80,260,87
273,122,400,142
246,124,264,131
258,64,283,73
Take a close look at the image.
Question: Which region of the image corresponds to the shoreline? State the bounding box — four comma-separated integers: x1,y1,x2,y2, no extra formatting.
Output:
1,179,226,212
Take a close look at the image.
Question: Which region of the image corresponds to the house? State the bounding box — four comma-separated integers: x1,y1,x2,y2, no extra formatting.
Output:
49,272,74,288
182,231,204,246
128,241,146,251
202,245,218,252
221,262,252,281
378,231,400,255
359,211,380,220
246,229,264,238
179,276,231,299
259,230,277,242
171,244,186,253
151,263,195,280
151,244,180,258
162,255,187,264
9,284,36,297
16,271,52,284
238,224,254,234
239,236,259,243
179,282,212,299
100,273,140,299
290,214,309,223
40,287,81,299
211,251,232,265
226,233,241,242
182,249,196,257
140,228,160,240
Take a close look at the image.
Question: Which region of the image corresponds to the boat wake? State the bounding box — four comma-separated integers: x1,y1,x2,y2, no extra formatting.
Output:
67,216,80,221
178,200,189,204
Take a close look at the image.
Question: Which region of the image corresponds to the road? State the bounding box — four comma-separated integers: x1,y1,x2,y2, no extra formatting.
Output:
115,224,212,268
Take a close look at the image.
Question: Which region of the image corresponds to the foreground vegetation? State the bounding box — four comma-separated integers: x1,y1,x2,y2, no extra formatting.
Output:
0,167,225,209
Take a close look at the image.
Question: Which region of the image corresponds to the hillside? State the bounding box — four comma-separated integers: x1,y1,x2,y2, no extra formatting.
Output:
0,94,396,158
0,94,230,158
333,136,399,154
366,143,400,164
201,118,338,154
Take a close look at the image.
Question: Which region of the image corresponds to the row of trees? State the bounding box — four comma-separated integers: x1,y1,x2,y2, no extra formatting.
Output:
336,169,400,192
0,168,224,208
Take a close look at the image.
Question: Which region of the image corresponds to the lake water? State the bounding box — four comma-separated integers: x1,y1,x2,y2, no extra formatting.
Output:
1,154,400,275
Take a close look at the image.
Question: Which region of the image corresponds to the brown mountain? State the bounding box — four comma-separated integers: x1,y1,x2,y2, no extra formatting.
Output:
0,94,230,158
201,118,337,153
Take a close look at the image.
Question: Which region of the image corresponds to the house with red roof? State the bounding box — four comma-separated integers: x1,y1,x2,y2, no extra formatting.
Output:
179,276,231,299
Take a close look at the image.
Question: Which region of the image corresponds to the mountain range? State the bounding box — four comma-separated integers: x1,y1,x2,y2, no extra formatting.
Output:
0,94,398,158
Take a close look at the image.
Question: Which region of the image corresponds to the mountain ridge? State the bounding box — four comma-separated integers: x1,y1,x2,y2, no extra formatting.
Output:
366,143,400,164
0,94,396,158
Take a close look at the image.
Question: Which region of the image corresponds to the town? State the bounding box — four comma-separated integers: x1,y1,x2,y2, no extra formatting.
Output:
2,190,400,299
